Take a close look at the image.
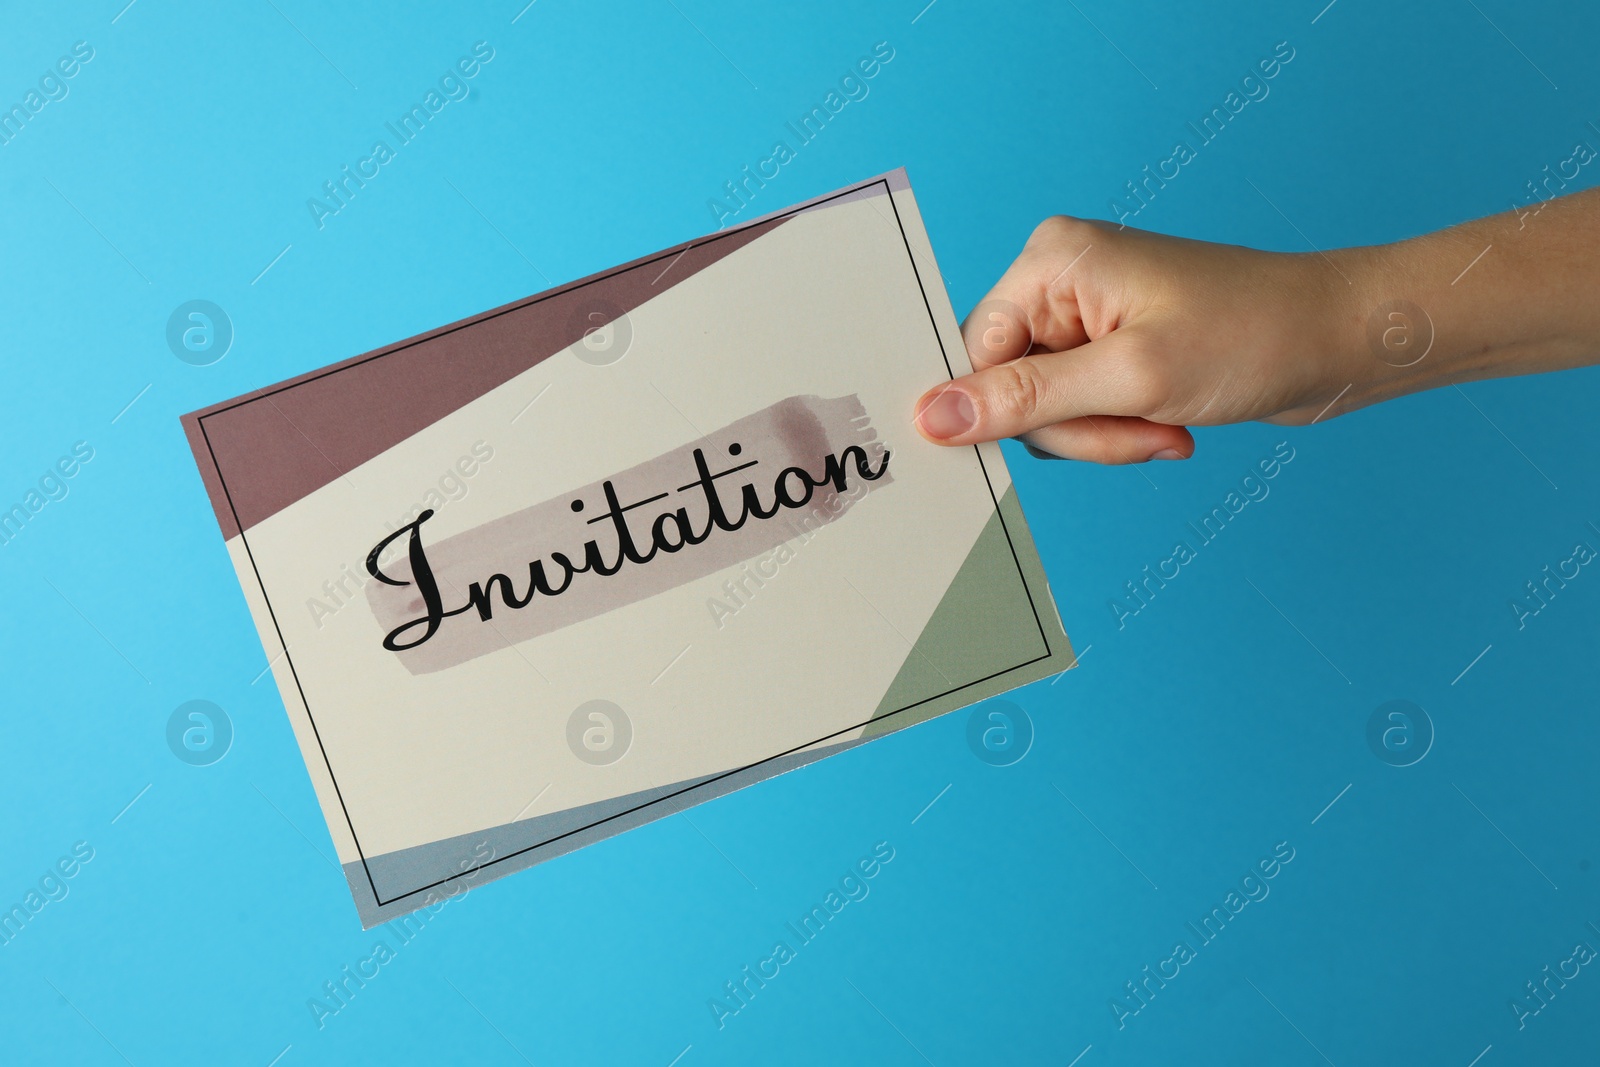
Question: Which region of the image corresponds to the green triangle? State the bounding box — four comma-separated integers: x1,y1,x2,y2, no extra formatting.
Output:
860,485,1069,740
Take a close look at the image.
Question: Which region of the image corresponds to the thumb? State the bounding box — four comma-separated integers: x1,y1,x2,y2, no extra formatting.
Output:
914,327,1161,446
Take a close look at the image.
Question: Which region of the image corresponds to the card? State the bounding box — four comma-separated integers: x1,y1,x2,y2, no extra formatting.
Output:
181,170,1074,927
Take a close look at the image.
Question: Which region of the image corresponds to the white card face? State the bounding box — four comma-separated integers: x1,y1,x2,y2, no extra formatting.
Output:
183,171,1073,927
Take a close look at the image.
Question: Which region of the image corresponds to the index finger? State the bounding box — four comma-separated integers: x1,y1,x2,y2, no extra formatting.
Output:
960,242,1095,371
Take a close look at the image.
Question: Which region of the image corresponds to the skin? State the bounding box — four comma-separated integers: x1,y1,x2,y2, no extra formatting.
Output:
913,187,1600,463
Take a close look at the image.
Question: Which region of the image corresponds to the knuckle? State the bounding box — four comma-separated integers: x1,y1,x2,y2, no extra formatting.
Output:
986,358,1049,425
1028,214,1083,247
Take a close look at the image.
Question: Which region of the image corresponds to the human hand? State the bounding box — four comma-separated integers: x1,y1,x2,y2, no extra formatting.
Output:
912,216,1375,463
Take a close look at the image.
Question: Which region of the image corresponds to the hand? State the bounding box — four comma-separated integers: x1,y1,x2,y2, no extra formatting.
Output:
912,216,1370,463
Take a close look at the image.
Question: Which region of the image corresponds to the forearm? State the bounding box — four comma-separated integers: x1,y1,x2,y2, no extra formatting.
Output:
1338,186,1600,409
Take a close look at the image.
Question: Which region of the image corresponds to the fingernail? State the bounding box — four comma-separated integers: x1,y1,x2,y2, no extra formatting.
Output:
1151,448,1187,461
916,389,976,439
1023,442,1064,461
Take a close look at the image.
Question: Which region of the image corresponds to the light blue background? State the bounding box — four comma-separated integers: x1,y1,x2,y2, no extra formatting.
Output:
2,0,1597,1063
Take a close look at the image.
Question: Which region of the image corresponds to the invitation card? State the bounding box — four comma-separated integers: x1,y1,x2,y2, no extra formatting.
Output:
182,171,1074,926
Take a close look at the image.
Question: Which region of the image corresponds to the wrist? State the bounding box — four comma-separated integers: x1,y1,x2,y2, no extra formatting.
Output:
1287,244,1412,417
1320,236,1498,414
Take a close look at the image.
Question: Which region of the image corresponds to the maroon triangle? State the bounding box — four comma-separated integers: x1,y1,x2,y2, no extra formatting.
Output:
182,215,788,539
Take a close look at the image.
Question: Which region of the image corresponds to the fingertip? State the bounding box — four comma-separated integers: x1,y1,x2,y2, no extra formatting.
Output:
1145,425,1195,462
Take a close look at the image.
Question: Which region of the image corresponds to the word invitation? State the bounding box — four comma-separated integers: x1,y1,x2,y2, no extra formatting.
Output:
182,171,1074,927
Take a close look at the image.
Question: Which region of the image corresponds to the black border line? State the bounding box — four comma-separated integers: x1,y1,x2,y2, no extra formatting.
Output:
882,183,1055,657
203,176,1056,911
